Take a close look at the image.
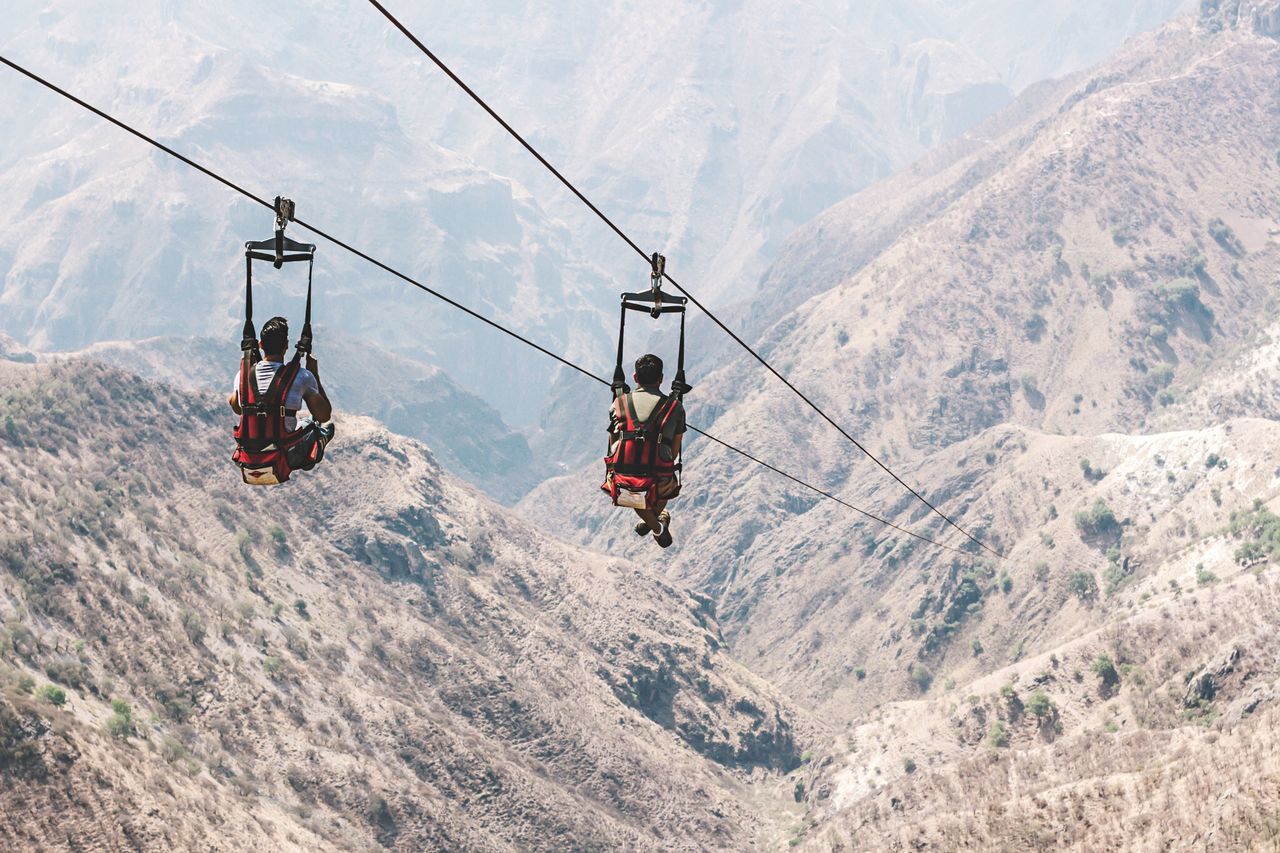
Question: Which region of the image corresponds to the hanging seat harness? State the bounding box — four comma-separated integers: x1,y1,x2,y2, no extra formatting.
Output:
231,197,323,486
602,253,692,510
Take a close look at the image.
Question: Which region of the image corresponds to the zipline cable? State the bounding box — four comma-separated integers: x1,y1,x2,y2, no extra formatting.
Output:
364,0,1004,561
0,52,978,560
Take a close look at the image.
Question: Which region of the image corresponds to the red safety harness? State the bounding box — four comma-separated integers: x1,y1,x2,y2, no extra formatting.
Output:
232,358,317,485
602,392,683,509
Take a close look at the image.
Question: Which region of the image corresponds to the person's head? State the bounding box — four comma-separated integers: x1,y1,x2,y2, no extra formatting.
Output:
260,316,289,358
634,353,663,387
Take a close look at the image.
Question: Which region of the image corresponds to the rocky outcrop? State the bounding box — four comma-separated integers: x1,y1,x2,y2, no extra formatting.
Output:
1201,0,1280,35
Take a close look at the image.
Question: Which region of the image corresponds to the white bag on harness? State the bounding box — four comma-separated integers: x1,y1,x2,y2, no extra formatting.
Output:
614,488,648,510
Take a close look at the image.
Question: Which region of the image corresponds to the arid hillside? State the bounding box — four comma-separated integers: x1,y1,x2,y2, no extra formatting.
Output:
527,5,1280,715
0,359,810,850
68,333,549,499
793,485,1280,850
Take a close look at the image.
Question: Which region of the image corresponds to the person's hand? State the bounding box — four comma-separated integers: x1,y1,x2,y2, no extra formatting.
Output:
306,353,318,373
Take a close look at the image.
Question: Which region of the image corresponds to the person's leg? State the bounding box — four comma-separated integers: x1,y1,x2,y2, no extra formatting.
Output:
634,506,662,533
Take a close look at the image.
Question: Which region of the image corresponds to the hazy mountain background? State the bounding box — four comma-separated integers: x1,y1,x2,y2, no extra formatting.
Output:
12,0,1280,850
0,0,1190,438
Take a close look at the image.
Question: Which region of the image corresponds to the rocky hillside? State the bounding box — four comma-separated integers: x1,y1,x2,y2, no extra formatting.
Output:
0,359,808,850
793,504,1280,849
68,333,547,500
527,5,1280,727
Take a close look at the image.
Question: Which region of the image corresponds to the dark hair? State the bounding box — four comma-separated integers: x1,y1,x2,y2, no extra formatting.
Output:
635,353,663,385
261,316,289,355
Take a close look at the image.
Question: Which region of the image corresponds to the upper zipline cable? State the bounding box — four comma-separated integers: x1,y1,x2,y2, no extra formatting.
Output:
363,0,1004,561
0,52,979,560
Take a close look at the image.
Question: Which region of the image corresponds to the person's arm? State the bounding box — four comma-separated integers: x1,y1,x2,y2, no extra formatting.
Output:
672,432,683,458
229,390,242,414
303,354,333,423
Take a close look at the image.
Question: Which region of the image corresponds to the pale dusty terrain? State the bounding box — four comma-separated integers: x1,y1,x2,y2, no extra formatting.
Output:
0,359,808,850
524,8,1280,849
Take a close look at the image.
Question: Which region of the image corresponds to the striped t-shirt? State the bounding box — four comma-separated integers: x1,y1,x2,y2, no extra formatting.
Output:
231,360,319,432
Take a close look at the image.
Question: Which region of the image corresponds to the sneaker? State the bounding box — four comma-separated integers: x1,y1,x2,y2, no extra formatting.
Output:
634,520,652,537
653,516,673,549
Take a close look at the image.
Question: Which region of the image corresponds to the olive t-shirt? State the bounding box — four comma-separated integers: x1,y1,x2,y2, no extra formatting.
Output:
608,385,686,462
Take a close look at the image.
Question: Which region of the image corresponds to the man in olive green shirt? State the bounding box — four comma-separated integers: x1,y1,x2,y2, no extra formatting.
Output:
606,353,685,547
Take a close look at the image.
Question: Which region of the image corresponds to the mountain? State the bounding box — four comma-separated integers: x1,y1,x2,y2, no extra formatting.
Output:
519,9,1280,847
527,5,1280,711
0,0,1190,435
0,358,807,850
67,333,548,499
0,0,618,425
797,493,1280,848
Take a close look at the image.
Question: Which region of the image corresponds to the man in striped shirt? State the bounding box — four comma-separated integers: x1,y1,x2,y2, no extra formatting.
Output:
229,316,333,449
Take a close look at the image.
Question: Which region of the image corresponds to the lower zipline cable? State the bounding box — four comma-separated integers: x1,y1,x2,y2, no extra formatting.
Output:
0,52,978,559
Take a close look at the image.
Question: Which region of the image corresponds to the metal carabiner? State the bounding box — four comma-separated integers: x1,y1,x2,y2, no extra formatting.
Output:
649,252,666,317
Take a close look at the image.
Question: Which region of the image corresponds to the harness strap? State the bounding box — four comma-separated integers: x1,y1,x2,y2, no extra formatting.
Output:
611,300,628,397
296,254,314,356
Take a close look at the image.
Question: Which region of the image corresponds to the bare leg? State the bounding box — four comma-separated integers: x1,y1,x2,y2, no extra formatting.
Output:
634,507,662,532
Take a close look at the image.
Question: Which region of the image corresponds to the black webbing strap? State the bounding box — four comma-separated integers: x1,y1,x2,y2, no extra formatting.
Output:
296,254,313,356
611,299,629,398
242,254,259,358
672,309,690,398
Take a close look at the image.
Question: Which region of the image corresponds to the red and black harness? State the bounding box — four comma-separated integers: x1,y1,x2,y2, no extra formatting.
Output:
231,198,323,486
601,253,692,510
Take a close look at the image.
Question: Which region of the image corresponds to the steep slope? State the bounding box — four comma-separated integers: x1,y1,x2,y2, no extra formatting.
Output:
527,8,1280,721
0,359,807,850
793,489,1280,850
69,333,547,499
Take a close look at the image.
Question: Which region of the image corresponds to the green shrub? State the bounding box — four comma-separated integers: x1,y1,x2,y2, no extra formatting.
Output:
1196,568,1218,586
1208,218,1243,253
1027,691,1054,719
268,525,288,554
971,639,984,657
902,757,917,774
105,699,134,739
1068,571,1099,601
988,722,1009,748
1074,500,1119,538
179,610,206,645
999,572,1013,594
1091,653,1119,686
909,663,933,693
854,667,866,681
37,684,66,707
1147,365,1174,390
236,530,254,561
1228,504,1280,565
